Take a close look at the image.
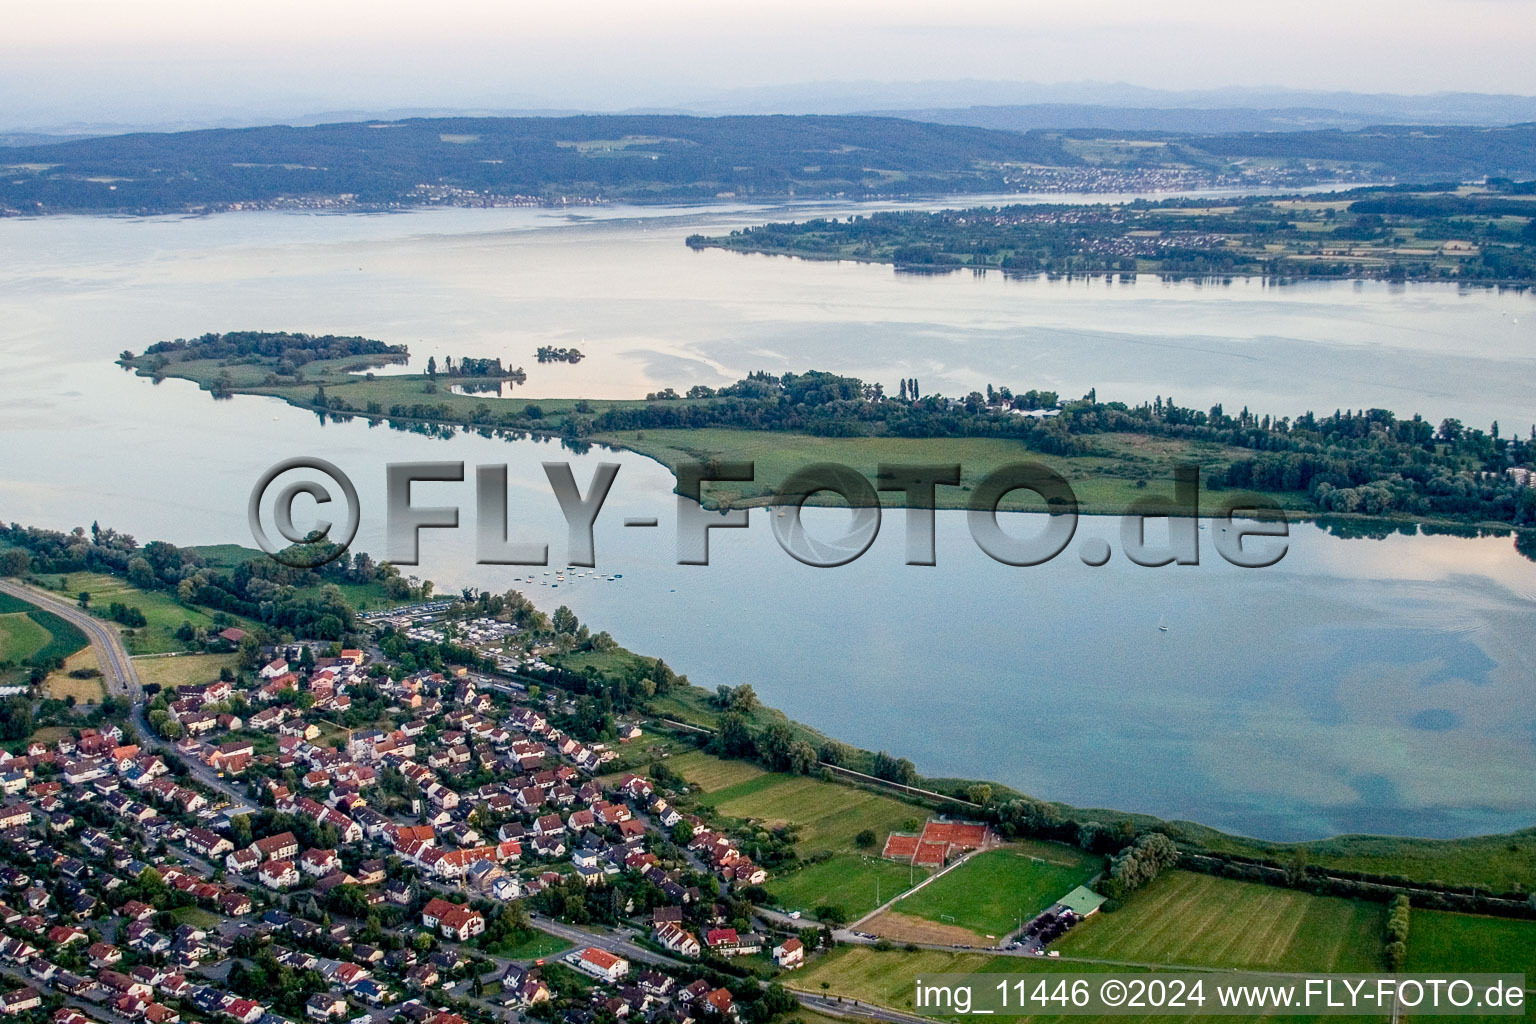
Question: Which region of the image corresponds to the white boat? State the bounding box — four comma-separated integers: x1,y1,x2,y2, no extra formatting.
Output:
1157,615,1169,632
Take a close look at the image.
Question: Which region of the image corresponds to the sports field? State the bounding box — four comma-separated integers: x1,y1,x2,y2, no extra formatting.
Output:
875,845,1099,941
1054,871,1385,972
770,854,929,920
1404,910,1536,975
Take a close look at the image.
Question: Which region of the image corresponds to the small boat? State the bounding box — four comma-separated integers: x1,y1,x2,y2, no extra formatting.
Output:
1157,615,1169,633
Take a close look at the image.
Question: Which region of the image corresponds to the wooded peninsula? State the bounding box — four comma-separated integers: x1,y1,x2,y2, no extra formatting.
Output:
121,332,1536,554
688,182,1536,284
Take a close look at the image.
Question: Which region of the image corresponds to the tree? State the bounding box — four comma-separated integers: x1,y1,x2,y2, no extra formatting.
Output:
714,713,756,758
1108,833,1180,895
787,739,818,775
814,904,848,927
127,557,154,588
552,606,580,635
671,821,694,844
1285,847,1309,887
729,684,760,714
872,750,916,785
965,784,992,806
0,698,33,741
854,829,877,849
77,592,90,608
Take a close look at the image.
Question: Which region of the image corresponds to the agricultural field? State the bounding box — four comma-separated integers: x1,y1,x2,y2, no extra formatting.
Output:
46,571,232,654
1054,871,1385,972
703,772,922,854
0,611,51,663
0,591,89,684
669,750,768,792
770,854,928,921
1404,910,1536,976
133,653,240,692
870,844,1100,942
792,946,1388,1024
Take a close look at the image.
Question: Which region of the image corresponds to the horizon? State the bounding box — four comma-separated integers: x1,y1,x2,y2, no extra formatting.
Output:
5,0,1536,132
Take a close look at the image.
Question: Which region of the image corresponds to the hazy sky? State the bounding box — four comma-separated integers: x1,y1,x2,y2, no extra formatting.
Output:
4,0,1535,128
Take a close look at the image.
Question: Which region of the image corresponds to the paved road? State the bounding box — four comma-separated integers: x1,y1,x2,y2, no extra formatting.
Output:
0,579,260,811
0,579,142,700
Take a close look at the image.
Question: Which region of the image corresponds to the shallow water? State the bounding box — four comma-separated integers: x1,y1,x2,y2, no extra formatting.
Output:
2,202,1533,840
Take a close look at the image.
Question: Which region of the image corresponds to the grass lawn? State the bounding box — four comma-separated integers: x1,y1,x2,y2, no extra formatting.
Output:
171,905,224,929
704,773,923,855
1054,871,1386,972
770,854,929,919
220,730,280,756
1404,910,1536,975
483,927,571,960
48,572,233,654
0,611,51,663
889,845,1100,939
793,946,1387,1024
133,653,240,692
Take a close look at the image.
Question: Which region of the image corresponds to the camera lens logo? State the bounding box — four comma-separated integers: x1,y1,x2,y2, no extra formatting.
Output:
248,457,360,568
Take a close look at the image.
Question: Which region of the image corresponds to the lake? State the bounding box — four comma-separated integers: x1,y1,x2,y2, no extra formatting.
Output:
1,199,1534,841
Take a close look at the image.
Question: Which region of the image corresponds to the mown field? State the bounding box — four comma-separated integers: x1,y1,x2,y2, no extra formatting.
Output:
1054,871,1385,972
703,772,924,855
46,571,232,654
48,647,106,703
1403,910,1536,976
0,591,89,685
884,845,1100,940
791,946,1389,1024
0,611,51,663
770,854,929,920
671,747,934,915
133,653,240,692
670,750,768,792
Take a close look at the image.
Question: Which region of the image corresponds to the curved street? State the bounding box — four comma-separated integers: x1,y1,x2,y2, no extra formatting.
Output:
0,577,143,700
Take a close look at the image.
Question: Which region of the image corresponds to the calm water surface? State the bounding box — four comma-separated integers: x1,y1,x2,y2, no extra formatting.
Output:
1,202,1534,841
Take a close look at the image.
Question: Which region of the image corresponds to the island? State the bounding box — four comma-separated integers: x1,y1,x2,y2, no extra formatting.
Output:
687,182,1536,285
121,333,1536,552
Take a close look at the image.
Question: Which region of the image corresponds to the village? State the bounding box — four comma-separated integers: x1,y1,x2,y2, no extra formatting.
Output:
0,602,894,1024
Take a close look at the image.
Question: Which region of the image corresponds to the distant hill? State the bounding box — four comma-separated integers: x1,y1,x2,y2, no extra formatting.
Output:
679,80,1536,125
872,104,1456,134
3,113,1535,215
0,114,1077,214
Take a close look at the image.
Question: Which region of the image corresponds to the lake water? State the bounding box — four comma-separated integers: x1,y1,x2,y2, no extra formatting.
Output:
2,200,1534,841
